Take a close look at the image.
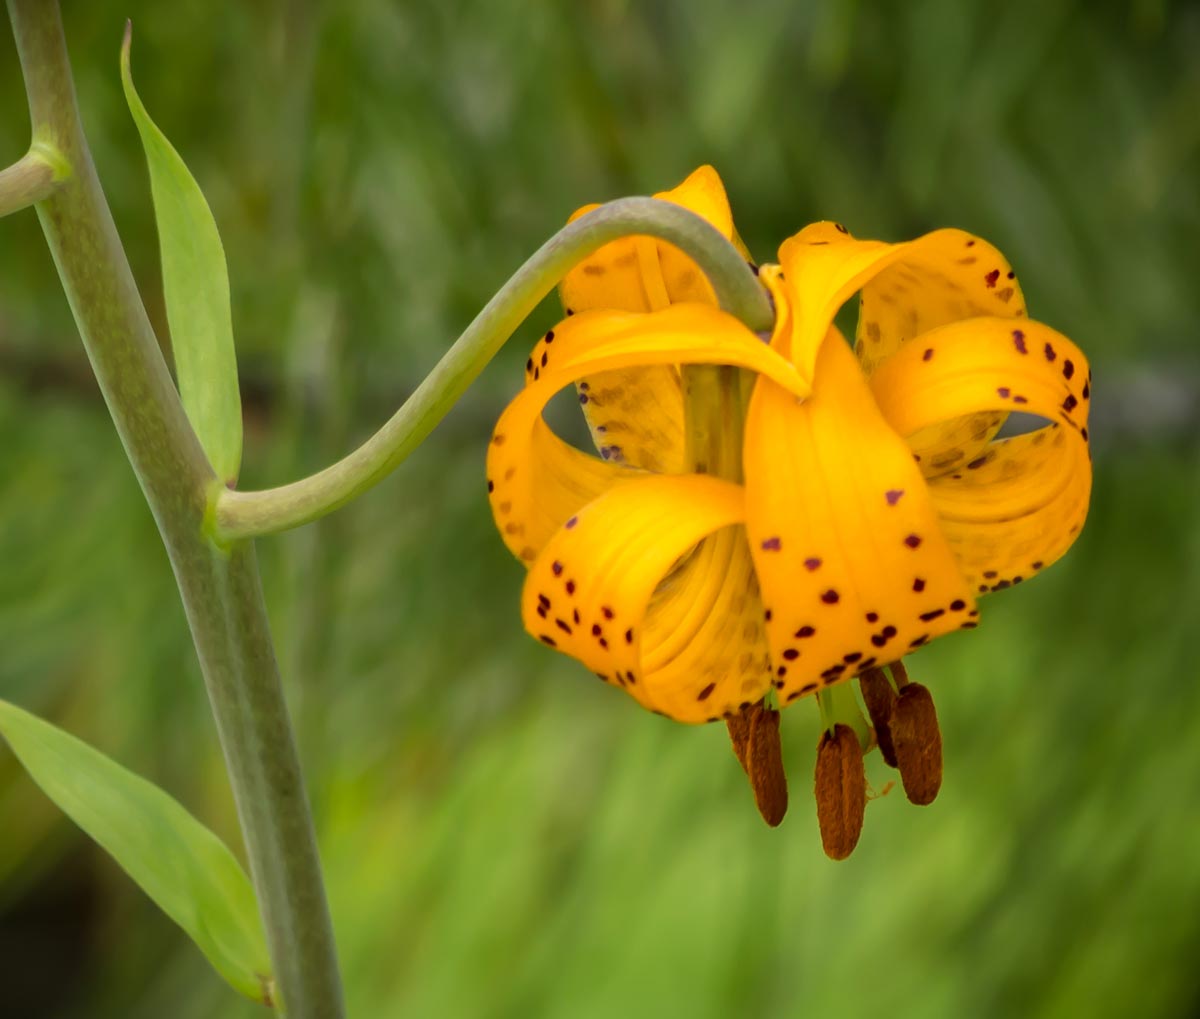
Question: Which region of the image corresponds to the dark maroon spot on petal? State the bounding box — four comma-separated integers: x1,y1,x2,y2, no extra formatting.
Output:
1012,576,1024,584
997,386,1011,398
834,222,849,234
904,534,922,549
1063,394,1078,412
1013,395,1028,404
992,580,1012,591
565,516,578,529
545,330,555,343
533,368,540,381
923,348,934,361
783,648,800,661
912,578,926,593
960,621,978,629
885,489,905,506
539,635,557,647
919,609,945,622
538,593,551,608
967,456,989,470
859,657,877,670
764,609,773,622
795,625,816,638
1082,382,1090,399
984,269,1000,288
983,571,998,580
1063,360,1075,380
883,626,897,638
565,580,576,595
950,599,966,611
552,561,563,576
487,479,494,493
536,606,547,619
870,634,887,648
697,682,716,701
909,635,930,648
626,671,637,685
821,589,840,604
844,652,862,664
804,557,822,571
978,584,989,593
866,612,879,623
761,536,782,551
1081,428,1089,441
1032,561,1044,571
599,637,608,648
1044,343,1056,362
1012,329,1027,353
540,351,548,367
1007,270,1015,279
591,624,602,637
625,628,633,644
525,358,533,372
555,618,573,634
602,606,615,620
492,433,506,446
578,393,589,405
572,609,580,625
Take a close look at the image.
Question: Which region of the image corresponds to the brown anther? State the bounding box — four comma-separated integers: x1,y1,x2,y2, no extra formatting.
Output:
890,682,943,805
889,659,911,688
814,723,866,860
726,710,751,772
727,702,788,826
858,667,898,768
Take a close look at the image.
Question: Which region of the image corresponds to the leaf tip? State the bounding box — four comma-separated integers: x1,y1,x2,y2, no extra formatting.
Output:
120,20,134,87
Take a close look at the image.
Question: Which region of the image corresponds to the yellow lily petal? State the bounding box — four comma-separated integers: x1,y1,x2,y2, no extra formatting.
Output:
557,166,742,472
489,305,806,560
558,165,738,315
778,223,1027,476
869,317,1092,591
744,327,976,706
522,474,772,723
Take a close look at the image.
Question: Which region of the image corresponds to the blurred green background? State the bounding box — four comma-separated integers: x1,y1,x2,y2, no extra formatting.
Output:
2,1,1198,1016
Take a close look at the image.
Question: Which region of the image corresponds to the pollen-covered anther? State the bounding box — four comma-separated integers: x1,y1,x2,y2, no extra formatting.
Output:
858,668,899,768
814,723,866,860
727,702,788,827
889,681,943,806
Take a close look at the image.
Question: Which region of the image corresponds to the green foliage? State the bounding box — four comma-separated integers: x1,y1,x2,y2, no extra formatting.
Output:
119,24,242,485
0,699,272,1005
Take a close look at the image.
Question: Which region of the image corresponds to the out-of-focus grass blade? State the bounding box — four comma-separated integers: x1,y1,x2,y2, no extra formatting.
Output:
0,699,273,1005
120,24,242,485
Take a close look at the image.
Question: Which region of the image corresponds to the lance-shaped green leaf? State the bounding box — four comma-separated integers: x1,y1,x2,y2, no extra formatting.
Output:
0,699,274,1005
120,24,243,484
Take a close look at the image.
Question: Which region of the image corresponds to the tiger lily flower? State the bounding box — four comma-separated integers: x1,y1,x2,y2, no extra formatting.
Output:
486,167,1091,858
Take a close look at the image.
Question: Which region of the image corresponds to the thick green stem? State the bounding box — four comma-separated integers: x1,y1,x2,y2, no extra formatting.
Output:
5,2,343,1014
215,197,772,541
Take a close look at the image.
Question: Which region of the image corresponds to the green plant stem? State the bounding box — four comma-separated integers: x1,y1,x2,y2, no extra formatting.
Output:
5,2,343,1014
215,197,772,541
0,144,62,215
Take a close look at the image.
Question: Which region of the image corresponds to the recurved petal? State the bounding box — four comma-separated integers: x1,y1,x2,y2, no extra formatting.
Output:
558,165,739,315
555,167,744,472
779,224,1026,476
490,306,806,561
522,474,772,723
869,317,1092,592
743,329,976,707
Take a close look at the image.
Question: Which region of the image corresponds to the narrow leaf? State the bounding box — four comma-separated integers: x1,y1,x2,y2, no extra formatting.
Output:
120,24,243,484
0,699,273,1005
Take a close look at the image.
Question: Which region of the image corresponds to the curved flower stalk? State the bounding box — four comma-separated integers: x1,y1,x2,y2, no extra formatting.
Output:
486,167,1092,858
